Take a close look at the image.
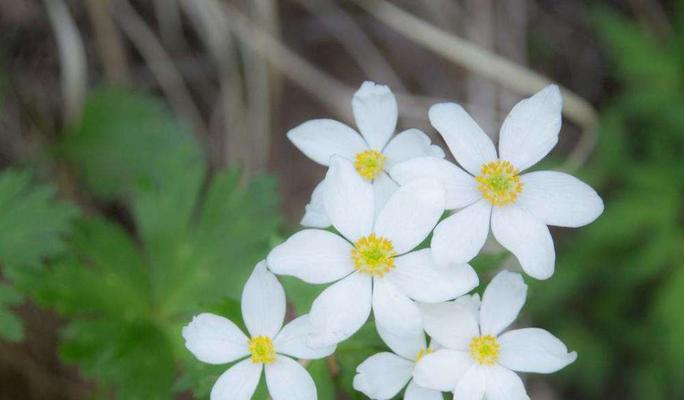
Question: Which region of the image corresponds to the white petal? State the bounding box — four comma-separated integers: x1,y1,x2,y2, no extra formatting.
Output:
274,315,336,360
483,365,530,400
383,129,445,169
210,359,262,400
287,119,367,166
498,85,562,171
428,102,497,175
453,366,486,400
517,171,604,227
371,278,425,361
241,262,286,338
491,205,556,280
352,81,398,150
301,180,331,228
373,278,423,341
182,313,249,364
430,144,446,158
308,273,372,347
266,229,354,284
323,156,374,242
376,322,426,362
404,380,444,400
479,270,527,337
373,171,399,220
374,179,445,254
353,352,413,399
388,249,478,303
389,157,480,210
265,355,316,400
413,349,472,391
419,299,480,351
498,328,577,373
431,200,492,266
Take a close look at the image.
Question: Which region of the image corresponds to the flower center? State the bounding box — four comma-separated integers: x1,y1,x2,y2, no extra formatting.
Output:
415,347,433,363
248,336,276,364
351,234,396,277
469,335,500,366
354,150,386,181
475,160,523,206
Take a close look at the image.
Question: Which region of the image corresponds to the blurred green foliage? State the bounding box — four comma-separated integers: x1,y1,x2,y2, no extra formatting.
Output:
525,7,684,400
1,88,281,398
0,170,78,341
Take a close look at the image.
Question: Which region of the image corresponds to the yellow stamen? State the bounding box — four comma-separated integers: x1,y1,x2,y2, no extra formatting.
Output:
415,347,433,363
469,335,500,366
351,234,396,277
248,336,276,364
475,160,523,206
354,150,386,181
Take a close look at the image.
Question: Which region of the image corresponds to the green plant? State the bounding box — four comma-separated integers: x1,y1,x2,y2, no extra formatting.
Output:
2,88,280,398
524,7,684,399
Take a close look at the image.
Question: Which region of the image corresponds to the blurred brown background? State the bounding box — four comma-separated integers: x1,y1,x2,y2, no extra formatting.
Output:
0,0,644,398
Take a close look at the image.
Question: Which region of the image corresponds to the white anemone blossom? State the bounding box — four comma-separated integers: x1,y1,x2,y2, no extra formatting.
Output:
182,262,335,400
390,85,604,279
353,307,443,400
267,156,478,348
413,270,577,400
288,81,444,228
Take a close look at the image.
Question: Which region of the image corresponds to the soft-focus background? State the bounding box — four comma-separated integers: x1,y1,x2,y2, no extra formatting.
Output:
0,0,682,399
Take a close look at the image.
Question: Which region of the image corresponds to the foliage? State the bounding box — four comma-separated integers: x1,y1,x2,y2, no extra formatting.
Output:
0,170,77,341
31,88,280,398
522,7,684,400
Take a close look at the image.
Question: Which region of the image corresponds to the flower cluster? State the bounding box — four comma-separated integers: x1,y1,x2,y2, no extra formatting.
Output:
183,81,604,399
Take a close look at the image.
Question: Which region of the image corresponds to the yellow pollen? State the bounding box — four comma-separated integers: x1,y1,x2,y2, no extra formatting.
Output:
469,335,500,366
248,336,276,364
351,234,396,277
354,150,386,181
415,348,433,362
475,160,523,206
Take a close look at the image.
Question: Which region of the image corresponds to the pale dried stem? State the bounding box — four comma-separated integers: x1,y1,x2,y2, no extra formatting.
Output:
179,0,246,169
43,0,87,124
84,0,130,86
242,0,278,176
218,4,458,127
353,0,599,171
111,0,207,135
153,0,187,50
294,0,407,93
223,3,353,122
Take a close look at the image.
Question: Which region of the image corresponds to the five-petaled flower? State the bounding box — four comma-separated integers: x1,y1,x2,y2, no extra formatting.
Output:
183,81,600,399
182,262,335,400
391,85,604,279
353,302,443,400
413,270,577,400
267,156,478,348
288,81,444,228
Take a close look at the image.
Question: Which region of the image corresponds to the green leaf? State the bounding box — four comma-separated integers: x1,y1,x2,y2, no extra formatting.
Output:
60,319,175,400
47,88,281,398
0,169,77,341
61,88,203,201
594,7,681,94
0,170,77,272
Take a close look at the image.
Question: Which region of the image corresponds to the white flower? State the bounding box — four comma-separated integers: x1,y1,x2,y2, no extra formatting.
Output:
353,307,443,400
390,85,604,279
182,262,335,400
267,156,477,348
288,81,444,228
413,271,577,400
